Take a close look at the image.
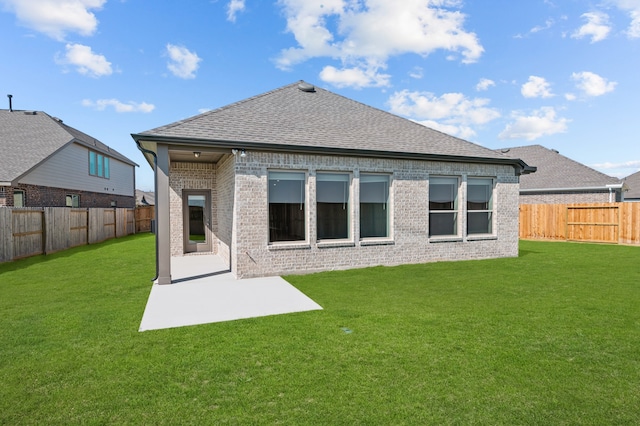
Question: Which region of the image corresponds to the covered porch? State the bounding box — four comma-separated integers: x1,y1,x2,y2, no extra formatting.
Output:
139,254,322,331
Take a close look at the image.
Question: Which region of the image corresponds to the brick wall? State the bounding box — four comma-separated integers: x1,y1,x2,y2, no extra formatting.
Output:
0,184,134,208
169,161,217,256
231,152,520,278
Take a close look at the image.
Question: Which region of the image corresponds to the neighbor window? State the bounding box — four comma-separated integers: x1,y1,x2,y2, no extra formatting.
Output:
89,151,110,178
467,178,494,234
66,194,80,208
14,190,25,207
429,177,459,236
269,171,306,243
360,174,390,239
317,173,350,240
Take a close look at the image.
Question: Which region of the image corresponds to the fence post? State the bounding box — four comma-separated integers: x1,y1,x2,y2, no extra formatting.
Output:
0,208,13,262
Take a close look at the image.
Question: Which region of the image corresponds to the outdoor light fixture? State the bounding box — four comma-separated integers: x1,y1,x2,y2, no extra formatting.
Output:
193,151,201,158
232,148,247,157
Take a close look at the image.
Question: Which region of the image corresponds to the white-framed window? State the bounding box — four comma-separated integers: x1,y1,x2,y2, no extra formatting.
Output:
268,171,306,243
13,189,25,207
467,178,494,235
89,151,110,178
317,172,351,240
66,194,80,208
360,174,390,239
429,177,459,237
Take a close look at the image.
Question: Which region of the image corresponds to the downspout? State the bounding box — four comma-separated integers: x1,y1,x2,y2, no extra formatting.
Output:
135,141,159,282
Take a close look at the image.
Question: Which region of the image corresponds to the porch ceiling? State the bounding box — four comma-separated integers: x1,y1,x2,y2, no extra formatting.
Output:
169,148,226,164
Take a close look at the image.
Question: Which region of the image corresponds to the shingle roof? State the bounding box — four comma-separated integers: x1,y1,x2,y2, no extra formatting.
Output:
0,109,137,183
623,170,640,199
135,189,155,205
134,81,530,170
498,145,621,191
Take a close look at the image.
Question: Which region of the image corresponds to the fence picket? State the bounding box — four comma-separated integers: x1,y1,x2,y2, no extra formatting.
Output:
0,207,139,262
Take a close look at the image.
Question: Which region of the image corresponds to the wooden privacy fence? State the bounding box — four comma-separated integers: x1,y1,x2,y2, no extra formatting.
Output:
135,205,155,233
520,203,640,245
0,207,136,262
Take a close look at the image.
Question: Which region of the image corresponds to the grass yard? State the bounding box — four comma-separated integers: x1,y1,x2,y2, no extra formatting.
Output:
1,234,639,424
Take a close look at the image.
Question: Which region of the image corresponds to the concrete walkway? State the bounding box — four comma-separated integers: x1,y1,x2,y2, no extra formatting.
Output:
139,255,322,331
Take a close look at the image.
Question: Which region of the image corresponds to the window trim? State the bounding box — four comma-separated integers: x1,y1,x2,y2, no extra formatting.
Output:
359,172,392,241
89,150,111,179
466,177,495,236
316,171,353,242
428,176,460,239
66,194,80,208
267,169,308,245
13,189,25,207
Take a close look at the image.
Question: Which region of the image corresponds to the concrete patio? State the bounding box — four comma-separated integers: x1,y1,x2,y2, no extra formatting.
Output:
139,254,322,331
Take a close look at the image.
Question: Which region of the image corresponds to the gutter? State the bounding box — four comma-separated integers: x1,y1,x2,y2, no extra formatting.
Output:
521,183,627,193
135,140,159,282
131,133,536,176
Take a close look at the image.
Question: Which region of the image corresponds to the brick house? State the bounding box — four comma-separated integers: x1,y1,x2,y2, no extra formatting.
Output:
132,81,534,282
0,109,137,208
498,145,627,204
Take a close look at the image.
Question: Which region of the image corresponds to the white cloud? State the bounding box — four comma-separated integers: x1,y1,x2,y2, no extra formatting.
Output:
499,107,569,140
276,0,483,89
58,43,112,77
388,90,500,139
319,65,390,88
592,160,640,169
409,66,424,79
530,18,555,34
166,44,202,79
227,0,245,22
476,78,495,91
82,99,155,113
0,0,105,41
571,71,617,96
564,93,577,101
521,76,554,98
571,11,611,43
611,0,640,38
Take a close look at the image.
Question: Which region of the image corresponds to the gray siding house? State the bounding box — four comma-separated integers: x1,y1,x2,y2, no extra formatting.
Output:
623,171,640,201
0,109,137,208
132,81,534,283
498,145,626,204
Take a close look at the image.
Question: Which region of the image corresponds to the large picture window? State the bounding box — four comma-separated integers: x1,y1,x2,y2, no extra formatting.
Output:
89,151,110,178
317,173,350,240
269,171,306,243
467,178,493,234
360,174,390,239
429,177,459,236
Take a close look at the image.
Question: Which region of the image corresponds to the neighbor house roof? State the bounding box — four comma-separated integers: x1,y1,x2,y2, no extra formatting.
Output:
133,81,534,174
623,170,640,199
498,145,623,192
135,189,155,206
0,109,137,185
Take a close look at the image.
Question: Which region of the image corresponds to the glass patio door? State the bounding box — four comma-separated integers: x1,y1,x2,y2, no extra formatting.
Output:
183,190,211,253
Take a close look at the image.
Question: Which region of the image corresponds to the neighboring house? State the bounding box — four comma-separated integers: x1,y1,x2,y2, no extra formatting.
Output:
623,170,640,201
132,81,534,282
136,189,155,206
0,109,137,208
498,145,626,204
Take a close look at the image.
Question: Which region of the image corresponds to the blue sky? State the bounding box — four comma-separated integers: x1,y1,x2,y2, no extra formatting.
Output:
1,0,639,191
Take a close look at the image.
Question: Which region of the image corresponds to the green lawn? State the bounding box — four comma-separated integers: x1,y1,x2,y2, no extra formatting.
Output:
1,234,639,424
